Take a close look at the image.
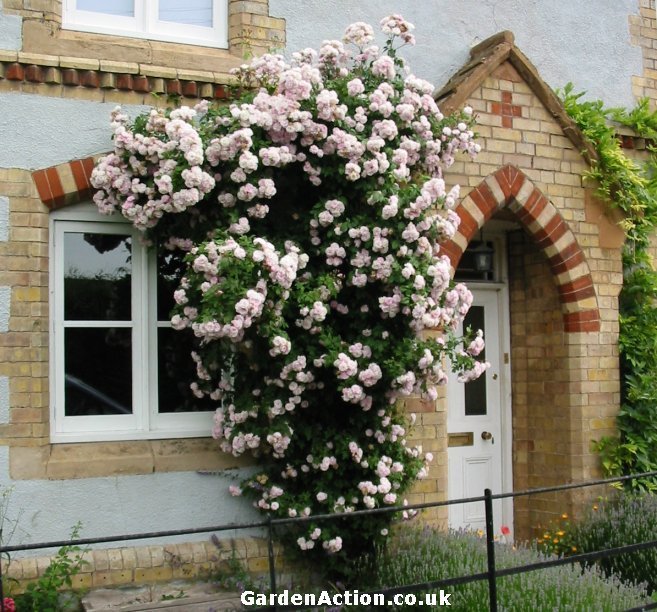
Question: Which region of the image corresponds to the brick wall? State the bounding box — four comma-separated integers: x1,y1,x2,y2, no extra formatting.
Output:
403,392,449,530
508,229,573,537
441,62,624,537
2,0,285,73
0,168,49,449
630,0,657,101
5,537,294,594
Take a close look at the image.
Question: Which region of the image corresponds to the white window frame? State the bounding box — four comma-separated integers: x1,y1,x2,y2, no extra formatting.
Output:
62,0,228,49
50,205,213,443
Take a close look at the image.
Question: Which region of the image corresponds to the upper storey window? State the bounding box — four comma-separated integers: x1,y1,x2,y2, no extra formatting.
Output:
63,0,228,48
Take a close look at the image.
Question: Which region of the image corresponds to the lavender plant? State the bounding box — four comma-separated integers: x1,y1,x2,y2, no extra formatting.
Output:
353,526,649,611
569,493,657,593
91,15,485,561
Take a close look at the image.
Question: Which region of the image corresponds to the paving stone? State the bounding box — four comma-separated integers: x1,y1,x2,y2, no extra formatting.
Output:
82,581,241,611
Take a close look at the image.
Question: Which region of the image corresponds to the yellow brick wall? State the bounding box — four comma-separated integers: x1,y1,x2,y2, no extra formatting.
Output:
442,65,624,537
0,169,49,449
3,536,296,594
630,0,657,101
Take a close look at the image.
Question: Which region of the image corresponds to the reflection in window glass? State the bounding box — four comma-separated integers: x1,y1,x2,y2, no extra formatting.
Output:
157,250,185,320
64,328,133,416
464,306,487,416
64,233,132,321
157,328,217,412
77,0,134,16
159,0,212,26
156,247,216,413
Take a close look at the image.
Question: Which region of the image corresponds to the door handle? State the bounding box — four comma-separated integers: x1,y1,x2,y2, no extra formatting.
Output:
481,431,494,444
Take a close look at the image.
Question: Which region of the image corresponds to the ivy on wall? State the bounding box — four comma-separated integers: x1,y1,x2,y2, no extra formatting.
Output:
559,85,657,489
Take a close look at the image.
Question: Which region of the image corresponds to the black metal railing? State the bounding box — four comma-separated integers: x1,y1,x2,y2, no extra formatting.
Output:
2,470,657,611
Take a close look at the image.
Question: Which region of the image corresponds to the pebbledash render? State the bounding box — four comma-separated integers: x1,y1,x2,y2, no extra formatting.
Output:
0,0,653,590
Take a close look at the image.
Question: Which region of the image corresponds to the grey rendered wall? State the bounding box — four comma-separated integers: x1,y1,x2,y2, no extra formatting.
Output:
271,0,641,108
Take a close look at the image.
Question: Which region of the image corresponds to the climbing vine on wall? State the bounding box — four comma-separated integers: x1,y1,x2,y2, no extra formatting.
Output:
559,85,657,490
91,15,487,564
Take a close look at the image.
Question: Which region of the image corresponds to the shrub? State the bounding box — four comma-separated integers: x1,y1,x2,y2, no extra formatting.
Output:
350,526,649,611
91,14,485,563
569,492,657,593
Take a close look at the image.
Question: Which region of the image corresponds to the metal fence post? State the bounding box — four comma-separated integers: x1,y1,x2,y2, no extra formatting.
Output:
267,515,277,607
484,488,498,612
0,527,4,612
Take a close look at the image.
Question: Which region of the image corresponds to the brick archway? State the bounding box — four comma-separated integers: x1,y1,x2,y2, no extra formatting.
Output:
32,156,99,211
442,165,600,333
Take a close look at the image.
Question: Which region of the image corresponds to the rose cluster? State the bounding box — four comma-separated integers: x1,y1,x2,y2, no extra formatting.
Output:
92,14,486,560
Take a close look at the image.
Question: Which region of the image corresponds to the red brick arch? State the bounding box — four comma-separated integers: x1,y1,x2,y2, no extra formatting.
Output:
32,155,100,210
442,165,600,333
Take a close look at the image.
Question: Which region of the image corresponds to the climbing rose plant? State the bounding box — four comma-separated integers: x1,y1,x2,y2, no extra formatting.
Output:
91,15,486,559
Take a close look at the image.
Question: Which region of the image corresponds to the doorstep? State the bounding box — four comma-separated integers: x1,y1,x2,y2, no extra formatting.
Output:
82,581,242,611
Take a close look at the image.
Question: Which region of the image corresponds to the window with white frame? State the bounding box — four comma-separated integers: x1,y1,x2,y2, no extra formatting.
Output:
62,0,228,49
50,207,214,442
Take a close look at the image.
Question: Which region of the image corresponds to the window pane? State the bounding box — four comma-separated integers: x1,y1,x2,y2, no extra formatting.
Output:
159,0,212,26
157,327,215,413
64,232,132,321
157,250,185,320
77,0,134,17
65,328,132,416
464,306,487,416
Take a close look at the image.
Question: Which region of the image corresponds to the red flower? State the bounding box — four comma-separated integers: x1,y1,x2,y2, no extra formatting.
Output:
500,525,511,536
3,597,16,612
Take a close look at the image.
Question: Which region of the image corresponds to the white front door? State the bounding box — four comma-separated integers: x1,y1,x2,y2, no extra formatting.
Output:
447,287,511,535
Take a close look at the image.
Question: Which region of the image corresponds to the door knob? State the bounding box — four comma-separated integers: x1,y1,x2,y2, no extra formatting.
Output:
481,431,494,443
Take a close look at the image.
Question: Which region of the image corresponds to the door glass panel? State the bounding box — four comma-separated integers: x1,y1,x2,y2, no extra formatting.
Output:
64,232,132,321
64,328,133,416
77,0,134,16
159,0,213,26
464,305,487,416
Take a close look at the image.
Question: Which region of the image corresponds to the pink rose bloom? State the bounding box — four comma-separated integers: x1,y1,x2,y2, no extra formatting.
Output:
347,78,365,96
372,55,395,80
